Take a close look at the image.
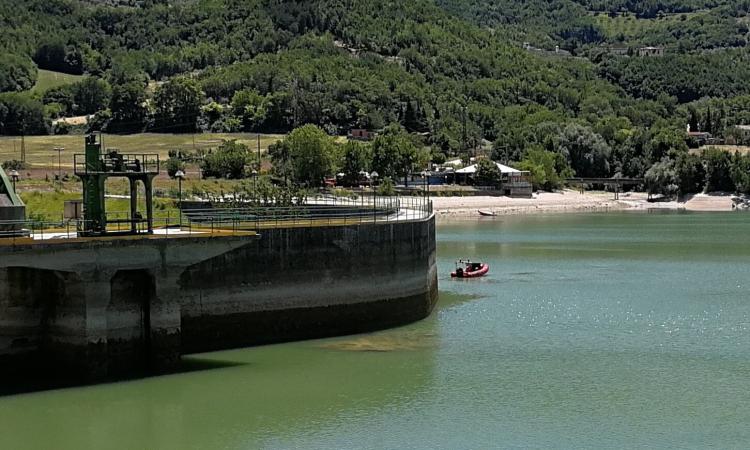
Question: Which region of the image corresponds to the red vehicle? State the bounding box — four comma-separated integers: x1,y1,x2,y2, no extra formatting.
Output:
451,259,490,278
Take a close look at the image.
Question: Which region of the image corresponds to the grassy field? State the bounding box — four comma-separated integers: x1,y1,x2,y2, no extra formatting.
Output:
19,189,175,222
29,69,85,94
13,177,256,220
0,132,284,169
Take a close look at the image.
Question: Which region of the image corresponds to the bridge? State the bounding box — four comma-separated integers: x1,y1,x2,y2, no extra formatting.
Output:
567,177,645,199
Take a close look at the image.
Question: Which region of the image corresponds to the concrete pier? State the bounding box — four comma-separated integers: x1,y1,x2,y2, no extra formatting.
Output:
0,216,437,381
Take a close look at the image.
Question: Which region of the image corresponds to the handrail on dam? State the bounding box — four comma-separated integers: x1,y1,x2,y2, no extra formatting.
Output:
182,194,433,231
0,195,433,242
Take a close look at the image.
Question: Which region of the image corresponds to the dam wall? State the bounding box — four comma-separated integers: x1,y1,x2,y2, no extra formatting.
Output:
179,217,437,353
0,216,437,381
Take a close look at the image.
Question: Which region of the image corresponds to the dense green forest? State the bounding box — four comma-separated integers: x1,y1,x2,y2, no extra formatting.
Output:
438,0,750,50
1,0,750,194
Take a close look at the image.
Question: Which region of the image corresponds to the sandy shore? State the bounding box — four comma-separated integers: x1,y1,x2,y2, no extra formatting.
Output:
432,190,739,218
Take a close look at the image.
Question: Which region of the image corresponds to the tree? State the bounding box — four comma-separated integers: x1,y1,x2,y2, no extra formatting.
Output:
645,158,678,197
231,89,268,131
474,158,500,186
33,41,83,74
674,152,705,194
153,77,204,133
0,54,37,93
731,152,750,194
518,147,573,191
42,86,75,114
268,139,294,185
703,148,735,192
431,151,447,165
0,93,49,135
371,125,419,185
274,124,335,186
341,141,372,186
71,77,111,115
201,140,250,179
553,123,611,178
688,105,700,131
108,82,148,133
647,125,688,162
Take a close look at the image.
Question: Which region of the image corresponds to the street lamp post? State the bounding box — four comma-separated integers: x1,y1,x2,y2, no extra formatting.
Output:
175,169,185,226
421,170,430,213
370,171,379,222
53,147,64,180
252,169,258,192
9,169,19,192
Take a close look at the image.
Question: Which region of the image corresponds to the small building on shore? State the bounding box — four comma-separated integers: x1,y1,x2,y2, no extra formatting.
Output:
454,162,533,197
686,130,713,147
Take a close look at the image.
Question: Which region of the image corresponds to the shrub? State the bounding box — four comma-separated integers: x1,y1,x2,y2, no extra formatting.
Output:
377,176,396,196
201,140,250,179
165,156,186,178
2,160,28,171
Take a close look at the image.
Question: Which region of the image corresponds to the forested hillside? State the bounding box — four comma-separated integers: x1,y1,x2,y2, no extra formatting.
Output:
438,0,750,50
1,0,750,194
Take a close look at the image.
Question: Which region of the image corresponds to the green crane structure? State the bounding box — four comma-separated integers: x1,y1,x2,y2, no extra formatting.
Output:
74,134,159,236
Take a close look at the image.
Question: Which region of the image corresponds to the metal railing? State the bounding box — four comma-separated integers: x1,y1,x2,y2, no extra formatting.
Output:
0,195,433,242
182,194,433,231
0,217,201,242
73,153,160,175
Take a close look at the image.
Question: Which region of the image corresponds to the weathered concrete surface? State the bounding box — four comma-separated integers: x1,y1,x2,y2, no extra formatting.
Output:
0,235,256,380
180,218,438,353
0,215,437,381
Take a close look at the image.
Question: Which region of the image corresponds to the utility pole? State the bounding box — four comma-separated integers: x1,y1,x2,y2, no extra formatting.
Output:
54,147,65,180
20,132,25,163
257,133,261,174
175,170,185,226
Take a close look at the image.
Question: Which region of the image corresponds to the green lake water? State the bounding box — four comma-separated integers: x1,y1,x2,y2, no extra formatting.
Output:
2,212,750,449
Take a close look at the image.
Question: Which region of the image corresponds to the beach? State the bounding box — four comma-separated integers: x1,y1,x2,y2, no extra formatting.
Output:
431,190,738,218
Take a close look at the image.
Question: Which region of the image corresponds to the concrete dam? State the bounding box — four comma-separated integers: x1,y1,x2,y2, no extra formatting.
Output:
0,216,438,381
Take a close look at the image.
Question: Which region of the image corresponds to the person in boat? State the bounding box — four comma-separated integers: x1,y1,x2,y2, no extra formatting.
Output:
452,259,489,278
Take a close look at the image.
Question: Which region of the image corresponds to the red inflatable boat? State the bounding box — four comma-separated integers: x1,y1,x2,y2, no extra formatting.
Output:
451,260,490,278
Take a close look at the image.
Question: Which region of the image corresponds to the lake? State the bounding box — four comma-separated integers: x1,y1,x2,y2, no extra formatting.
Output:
1,212,749,449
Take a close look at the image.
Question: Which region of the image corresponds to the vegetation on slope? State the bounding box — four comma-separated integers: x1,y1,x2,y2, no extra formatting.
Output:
0,0,749,196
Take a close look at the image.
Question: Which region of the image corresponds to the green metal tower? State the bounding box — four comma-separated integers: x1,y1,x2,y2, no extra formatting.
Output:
75,134,159,236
